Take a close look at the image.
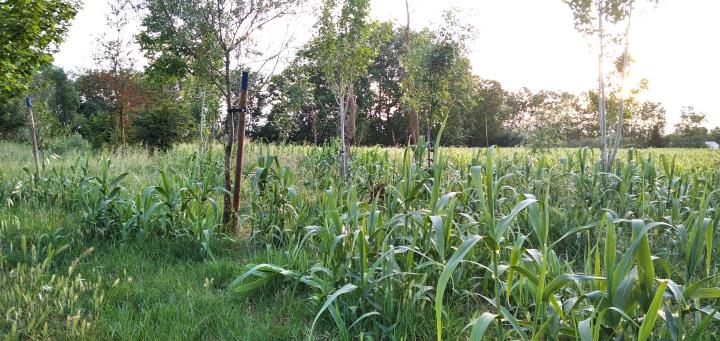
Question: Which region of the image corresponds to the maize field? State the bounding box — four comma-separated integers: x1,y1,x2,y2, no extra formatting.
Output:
1,139,720,340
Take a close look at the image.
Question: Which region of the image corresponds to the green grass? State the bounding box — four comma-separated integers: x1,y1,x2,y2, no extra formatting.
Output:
0,207,320,340
0,174,325,340
83,241,315,340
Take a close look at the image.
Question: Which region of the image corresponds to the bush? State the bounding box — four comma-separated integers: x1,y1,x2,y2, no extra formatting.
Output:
132,107,195,153
78,112,114,149
49,133,91,155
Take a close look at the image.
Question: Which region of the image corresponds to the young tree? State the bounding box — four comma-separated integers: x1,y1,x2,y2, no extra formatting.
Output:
563,0,658,169
74,70,119,148
402,0,420,145
666,107,708,148
93,1,149,150
315,0,377,178
647,123,665,148
711,127,720,143
674,107,707,137
403,11,474,153
138,0,302,233
132,103,194,154
47,66,81,129
252,67,314,142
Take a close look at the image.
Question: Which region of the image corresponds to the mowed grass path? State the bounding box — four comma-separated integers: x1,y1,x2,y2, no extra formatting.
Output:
83,242,313,340
1,203,322,340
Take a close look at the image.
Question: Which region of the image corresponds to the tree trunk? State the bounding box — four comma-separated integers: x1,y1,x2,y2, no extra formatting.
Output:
122,112,127,150
426,115,432,168
404,0,420,145
347,84,357,146
25,98,42,176
311,109,318,145
409,110,419,145
199,90,205,158
597,2,608,171
387,107,396,145
485,114,490,147
222,53,234,228
339,94,348,179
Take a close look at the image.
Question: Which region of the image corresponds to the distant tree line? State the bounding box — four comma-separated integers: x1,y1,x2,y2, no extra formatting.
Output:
1,3,718,152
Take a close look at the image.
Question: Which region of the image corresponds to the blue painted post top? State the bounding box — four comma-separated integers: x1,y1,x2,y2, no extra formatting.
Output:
241,72,249,91
25,96,32,108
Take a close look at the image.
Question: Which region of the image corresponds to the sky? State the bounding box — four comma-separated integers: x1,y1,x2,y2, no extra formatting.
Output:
54,0,720,131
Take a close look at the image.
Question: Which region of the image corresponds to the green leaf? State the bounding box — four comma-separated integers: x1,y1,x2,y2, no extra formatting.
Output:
435,235,483,341
543,274,604,301
468,312,497,341
638,281,668,341
689,309,719,340
578,317,592,341
311,283,358,337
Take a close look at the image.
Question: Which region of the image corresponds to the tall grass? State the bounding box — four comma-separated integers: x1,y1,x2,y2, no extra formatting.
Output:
230,142,720,339
2,140,720,339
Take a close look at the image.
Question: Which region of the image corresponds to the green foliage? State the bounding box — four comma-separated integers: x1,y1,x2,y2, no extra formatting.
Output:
47,65,80,126
49,132,91,155
0,99,25,140
226,142,720,339
79,111,114,149
403,11,474,139
131,106,194,153
0,65,82,143
563,0,642,35
665,107,713,148
647,124,665,147
316,0,378,99
0,0,79,99
0,173,318,340
674,106,708,137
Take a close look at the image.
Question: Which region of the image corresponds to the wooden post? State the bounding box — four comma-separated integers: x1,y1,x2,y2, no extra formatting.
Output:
25,96,42,176
231,71,250,234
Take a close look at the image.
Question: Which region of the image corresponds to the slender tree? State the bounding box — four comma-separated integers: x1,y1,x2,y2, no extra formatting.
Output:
24,97,42,175
138,0,302,233
403,0,419,145
315,0,377,178
95,1,143,150
563,0,658,169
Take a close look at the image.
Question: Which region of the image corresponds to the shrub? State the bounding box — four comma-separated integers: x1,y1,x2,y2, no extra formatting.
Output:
49,133,91,155
131,107,195,153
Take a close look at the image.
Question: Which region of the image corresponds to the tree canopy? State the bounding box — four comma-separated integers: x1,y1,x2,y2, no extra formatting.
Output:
0,0,79,99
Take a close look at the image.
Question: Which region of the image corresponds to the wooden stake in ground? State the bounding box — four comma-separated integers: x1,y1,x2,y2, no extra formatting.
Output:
25,96,42,176
231,71,250,235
